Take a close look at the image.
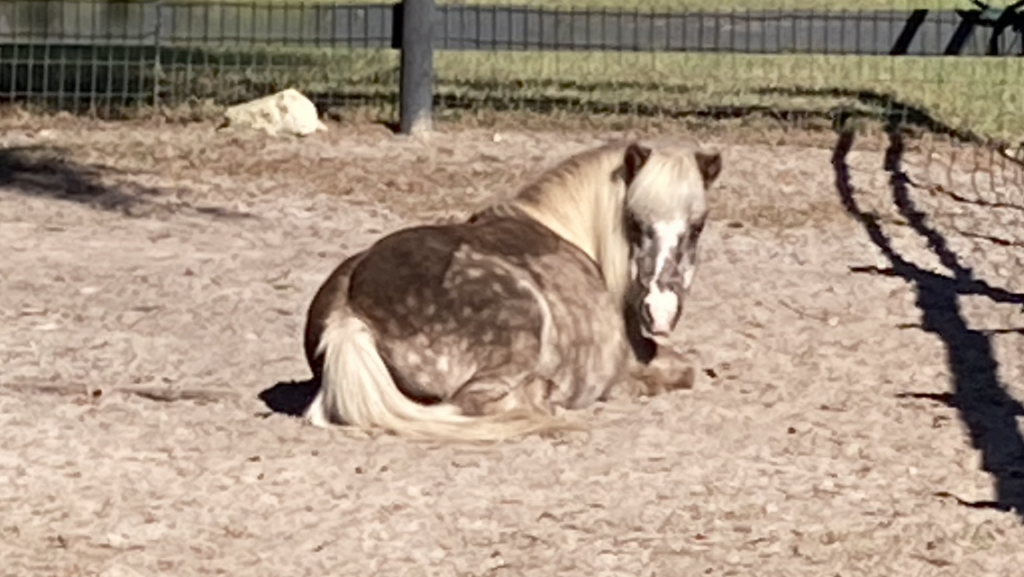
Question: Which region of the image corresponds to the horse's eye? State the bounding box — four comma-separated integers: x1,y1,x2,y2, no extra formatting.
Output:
640,225,658,245
627,217,653,243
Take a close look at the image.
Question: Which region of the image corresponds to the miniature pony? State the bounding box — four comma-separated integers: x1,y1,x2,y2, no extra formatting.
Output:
302,139,722,441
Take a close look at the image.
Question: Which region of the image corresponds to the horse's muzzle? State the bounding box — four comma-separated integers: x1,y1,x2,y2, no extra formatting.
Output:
640,287,682,338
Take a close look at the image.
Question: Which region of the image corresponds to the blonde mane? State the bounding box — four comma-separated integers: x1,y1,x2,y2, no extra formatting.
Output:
501,143,629,304
488,138,709,308
626,139,711,223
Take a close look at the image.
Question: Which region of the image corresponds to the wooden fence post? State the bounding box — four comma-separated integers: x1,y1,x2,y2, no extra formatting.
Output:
399,0,435,135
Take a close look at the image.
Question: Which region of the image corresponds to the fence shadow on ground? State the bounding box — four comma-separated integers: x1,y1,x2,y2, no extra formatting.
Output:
422,78,1001,145
831,125,1024,522
758,86,993,146
305,79,1015,153
418,77,1014,148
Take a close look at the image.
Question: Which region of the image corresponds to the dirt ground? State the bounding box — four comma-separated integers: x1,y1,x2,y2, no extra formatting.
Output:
1,114,1023,576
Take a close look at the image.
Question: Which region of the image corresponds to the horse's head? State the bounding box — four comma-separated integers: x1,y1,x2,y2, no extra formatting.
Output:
620,140,722,340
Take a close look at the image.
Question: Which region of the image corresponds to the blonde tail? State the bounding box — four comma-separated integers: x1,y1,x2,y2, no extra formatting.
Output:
303,315,584,443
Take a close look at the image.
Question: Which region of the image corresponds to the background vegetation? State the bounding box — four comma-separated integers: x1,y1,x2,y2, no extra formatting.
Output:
1,0,1020,143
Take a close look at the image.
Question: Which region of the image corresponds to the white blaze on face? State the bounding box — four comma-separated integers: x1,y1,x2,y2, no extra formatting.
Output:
641,219,688,336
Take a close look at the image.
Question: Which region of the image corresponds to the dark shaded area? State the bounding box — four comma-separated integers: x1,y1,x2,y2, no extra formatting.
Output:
257,373,444,419
331,79,1016,150
344,89,941,142
341,85,879,137
898,391,1024,414
898,323,1024,336
955,0,1024,56
890,10,929,55
258,378,319,418
0,145,254,219
930,188,1024,214
756,85,992,146
0,145,163,212
832,123,1024,521
957,229,1024,248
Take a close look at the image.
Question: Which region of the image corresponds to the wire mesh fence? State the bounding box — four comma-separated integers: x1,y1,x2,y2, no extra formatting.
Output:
1,0,1022,145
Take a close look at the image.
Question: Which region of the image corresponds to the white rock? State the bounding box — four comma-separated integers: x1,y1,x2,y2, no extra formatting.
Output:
219,88,328,137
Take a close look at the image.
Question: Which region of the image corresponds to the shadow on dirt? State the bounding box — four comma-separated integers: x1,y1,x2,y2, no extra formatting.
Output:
318,81,1022,160
832,124,1024,522
0,145,255,219
258,378,319,418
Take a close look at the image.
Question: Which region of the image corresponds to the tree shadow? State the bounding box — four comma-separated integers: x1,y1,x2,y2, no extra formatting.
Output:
0,145,161,212
0,145,255,219
832,124,1024,521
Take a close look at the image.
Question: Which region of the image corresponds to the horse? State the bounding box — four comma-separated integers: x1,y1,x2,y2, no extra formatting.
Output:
300,138,723,442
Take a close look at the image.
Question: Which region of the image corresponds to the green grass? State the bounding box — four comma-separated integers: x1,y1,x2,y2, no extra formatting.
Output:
130,44,1022,141
429,51,1021,140
6,0,1023,141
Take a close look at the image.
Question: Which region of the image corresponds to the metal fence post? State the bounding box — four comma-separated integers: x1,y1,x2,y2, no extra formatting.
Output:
152,0,163,114
398,0,435,135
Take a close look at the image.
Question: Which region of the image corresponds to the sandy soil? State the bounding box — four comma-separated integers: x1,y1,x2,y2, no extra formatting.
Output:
1,115,1023,576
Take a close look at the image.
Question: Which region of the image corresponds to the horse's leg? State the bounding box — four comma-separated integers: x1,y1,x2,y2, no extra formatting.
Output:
633,350,697,395
611,285,698,399
627,344,699,397
450,374,555,418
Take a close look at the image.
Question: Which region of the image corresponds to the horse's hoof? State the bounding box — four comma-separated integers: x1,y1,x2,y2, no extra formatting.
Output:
637,360,696,396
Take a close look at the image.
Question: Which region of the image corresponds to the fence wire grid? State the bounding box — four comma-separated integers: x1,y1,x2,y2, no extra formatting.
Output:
1,0,1023,145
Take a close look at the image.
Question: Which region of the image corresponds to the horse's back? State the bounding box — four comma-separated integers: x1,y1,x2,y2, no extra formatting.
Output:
331,212,623,406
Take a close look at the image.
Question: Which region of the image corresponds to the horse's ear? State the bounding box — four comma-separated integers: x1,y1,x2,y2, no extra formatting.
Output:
622,142,653,184
695,151,722,187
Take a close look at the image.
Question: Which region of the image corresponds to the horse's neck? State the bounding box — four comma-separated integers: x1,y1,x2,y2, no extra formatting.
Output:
514,156,631,306
590,182,631,307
